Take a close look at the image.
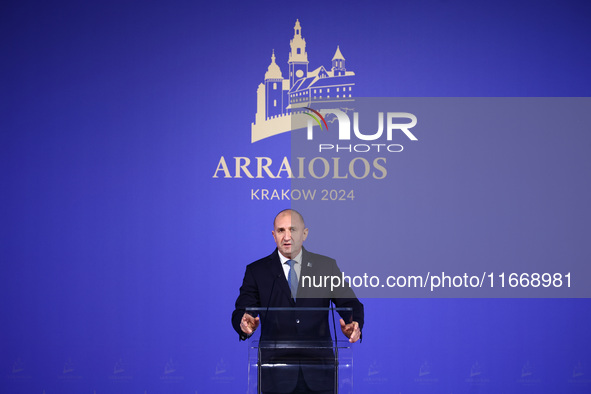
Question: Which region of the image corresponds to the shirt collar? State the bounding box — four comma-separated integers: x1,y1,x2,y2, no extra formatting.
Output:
278,249,303,266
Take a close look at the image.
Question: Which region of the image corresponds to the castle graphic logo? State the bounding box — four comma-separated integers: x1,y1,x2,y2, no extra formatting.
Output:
251,19,355,143
212,19,419,182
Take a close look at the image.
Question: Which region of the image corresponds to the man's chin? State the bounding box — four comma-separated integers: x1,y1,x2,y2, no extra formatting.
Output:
280,247,292,257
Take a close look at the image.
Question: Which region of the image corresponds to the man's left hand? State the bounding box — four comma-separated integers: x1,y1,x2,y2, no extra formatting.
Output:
339,318,361,343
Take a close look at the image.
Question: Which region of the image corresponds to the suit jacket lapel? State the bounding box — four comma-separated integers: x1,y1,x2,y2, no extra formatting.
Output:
299,248,311,285
298,248,316,300
268,249,295,306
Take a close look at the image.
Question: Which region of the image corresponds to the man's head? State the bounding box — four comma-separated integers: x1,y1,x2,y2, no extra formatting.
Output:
272,209,308,259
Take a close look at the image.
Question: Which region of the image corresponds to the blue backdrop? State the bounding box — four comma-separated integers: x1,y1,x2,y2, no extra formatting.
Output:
2,0,591,393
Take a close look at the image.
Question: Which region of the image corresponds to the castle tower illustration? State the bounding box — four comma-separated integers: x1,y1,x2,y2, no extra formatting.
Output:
288,20,309,87
265,50,286,119
332,46,346,76
251,20,356,143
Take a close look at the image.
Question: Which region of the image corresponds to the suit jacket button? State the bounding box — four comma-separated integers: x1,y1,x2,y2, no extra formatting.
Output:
296,319,300,324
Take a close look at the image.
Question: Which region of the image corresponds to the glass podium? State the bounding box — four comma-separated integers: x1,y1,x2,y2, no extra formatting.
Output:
245,307,354,393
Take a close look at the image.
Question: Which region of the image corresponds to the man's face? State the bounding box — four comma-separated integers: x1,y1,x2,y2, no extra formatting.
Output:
272,211,308,259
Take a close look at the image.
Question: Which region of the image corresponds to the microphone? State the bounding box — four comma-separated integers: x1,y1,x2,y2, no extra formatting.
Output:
261,273,282,340
330,300,340,390
257,272,281,394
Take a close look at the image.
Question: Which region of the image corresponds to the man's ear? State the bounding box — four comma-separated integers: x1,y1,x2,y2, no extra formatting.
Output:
302,228,309,241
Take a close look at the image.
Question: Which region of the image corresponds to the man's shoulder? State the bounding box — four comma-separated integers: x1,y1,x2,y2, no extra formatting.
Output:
303,249,336,264
244,249,336,269
245,250,278,270
301,249,341,276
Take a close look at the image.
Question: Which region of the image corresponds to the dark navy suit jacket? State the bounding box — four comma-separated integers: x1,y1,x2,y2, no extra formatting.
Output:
232,248,364,392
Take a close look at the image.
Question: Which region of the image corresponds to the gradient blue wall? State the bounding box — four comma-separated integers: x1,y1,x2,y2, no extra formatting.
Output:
1,0,590,393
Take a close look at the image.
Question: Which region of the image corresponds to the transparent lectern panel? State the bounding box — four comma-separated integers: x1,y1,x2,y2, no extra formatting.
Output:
245,308,354,394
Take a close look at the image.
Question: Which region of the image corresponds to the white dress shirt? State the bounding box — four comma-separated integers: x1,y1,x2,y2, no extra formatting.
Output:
278,250,302,283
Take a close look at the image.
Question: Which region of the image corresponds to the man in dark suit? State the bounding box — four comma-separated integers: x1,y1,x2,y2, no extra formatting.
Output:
232,209,364,393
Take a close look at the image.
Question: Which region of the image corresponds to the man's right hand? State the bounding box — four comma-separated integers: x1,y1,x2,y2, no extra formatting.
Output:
240,313,260,335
